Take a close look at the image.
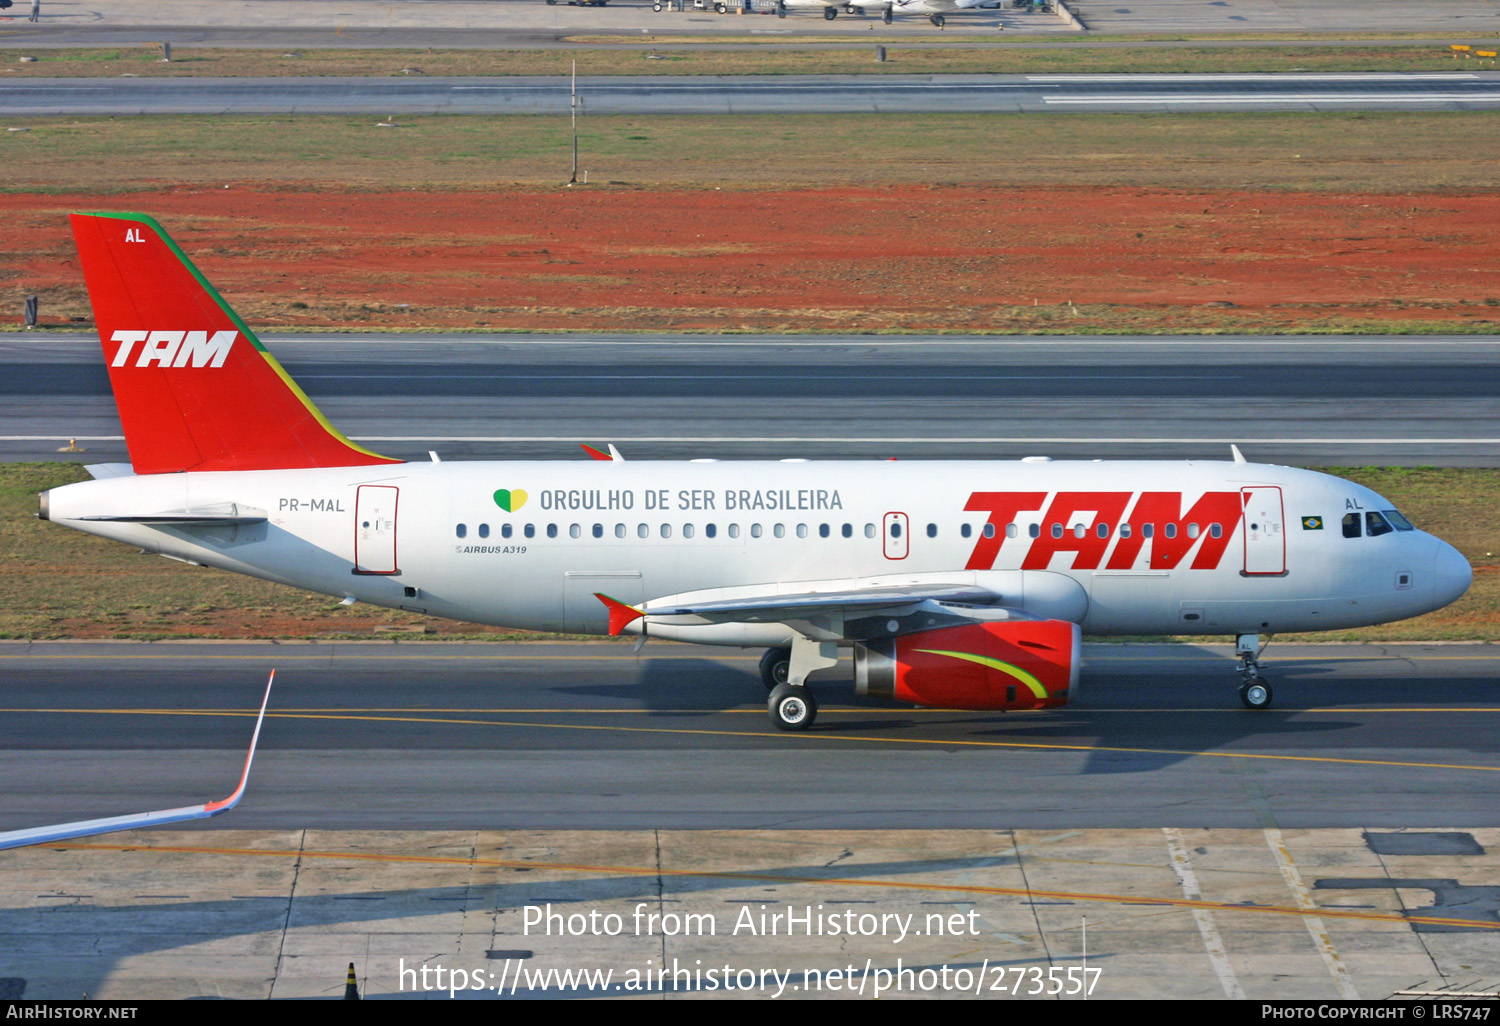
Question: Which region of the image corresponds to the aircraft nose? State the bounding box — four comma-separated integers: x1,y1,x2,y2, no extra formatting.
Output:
1433,540,1472,610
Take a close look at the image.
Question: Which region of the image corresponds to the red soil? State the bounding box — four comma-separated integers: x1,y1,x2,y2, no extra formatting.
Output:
6,185,1499,332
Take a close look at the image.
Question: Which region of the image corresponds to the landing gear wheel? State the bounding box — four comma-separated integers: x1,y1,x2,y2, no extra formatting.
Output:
930,12,944,25
777,1,787,15
715,2,727,11
824,5,838,17
653,2,662,9
882,6,892,21
768,683,818,731
759,647,792,691
1239,678,1273,710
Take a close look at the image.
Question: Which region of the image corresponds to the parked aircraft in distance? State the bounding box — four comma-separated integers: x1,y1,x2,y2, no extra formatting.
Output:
45,213,1472,731
770,0,992,25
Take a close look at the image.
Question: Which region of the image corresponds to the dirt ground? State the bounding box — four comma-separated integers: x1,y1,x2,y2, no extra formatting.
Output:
7,185,1500,334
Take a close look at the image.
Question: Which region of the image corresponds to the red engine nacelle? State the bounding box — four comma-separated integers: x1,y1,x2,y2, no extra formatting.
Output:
854,619,1080,710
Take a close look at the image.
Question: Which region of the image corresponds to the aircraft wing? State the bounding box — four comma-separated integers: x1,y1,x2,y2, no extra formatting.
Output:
642,583,998,622
594,570,1090,637
0,671,274,851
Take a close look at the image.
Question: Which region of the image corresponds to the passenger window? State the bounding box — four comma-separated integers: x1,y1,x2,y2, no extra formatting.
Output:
797,524,808,539
592,523,603,539
1142,523,1153,538
865,524,876,539
983,523,995,539
890,522,902,538
1006,523,1018,538
774,523,786,539
479,523,490,539
1097,523,1109,539
751,524,763,538
569,524,581,539
1029,523,1041,539
706,523,717,538
638,523,648,539
730,523,741,539
1342,513,1362,538
1187,523,1200,539
961,523,972,539
615,523,626,539
547,524,558,539
1164,523,1177,539
1366,511,1393,537
842,523,853,539
926,523,937,539
502,524,513,539
1073,523,1086,539
1119,523,1131,539
1385,509,1415,531
1051,523,1063,539
661,524,672,539
1209,523,1221,539
820,524,830,539
456,523,467,539
525,524,536,539
684,524,695,538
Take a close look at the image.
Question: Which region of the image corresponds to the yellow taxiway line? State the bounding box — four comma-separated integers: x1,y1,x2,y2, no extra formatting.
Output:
8,707,1500,774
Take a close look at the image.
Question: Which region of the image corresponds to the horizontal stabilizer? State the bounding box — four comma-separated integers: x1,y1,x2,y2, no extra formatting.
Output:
78,501,267,526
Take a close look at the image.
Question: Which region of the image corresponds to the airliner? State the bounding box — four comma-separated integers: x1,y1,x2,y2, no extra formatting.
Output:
774,0,988,25
42,213,1472,731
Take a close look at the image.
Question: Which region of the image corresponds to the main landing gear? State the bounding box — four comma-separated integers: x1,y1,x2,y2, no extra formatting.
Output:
761,640,837,730
1235,632,1273,709
762,645,817,731
768,682,818,731
823,5,838,18
929,12,945,26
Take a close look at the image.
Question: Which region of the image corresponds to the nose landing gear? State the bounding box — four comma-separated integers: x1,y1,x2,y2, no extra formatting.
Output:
1235,633,1273,709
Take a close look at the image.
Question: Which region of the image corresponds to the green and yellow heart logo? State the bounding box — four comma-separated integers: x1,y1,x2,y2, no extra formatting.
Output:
493,488,528,513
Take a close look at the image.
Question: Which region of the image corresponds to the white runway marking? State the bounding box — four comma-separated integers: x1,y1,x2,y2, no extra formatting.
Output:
1046,94,1500,106
1164,828,1246,1000
1264,828,1361,999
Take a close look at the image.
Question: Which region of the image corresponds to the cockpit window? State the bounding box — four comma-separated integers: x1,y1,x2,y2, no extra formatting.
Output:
1384,509,1415,532
1365,511,1394,537
1342,512,1362,538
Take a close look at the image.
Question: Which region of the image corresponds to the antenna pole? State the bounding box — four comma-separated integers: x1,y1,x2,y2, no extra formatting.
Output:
569,59,579,184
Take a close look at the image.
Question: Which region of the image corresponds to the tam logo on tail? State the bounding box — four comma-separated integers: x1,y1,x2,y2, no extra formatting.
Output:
110,330,237,369
72,211,401,474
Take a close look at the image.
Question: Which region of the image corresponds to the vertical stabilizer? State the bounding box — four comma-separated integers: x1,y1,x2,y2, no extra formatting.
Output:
70,212,399,474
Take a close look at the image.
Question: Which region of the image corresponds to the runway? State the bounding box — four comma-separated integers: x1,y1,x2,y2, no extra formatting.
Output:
2,641,1499,830
7,72,1500,115
5,334,1499,466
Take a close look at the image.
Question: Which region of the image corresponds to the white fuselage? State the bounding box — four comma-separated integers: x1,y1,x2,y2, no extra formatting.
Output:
43,459,1471,644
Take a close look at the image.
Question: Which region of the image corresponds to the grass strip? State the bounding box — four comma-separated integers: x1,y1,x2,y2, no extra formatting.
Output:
1,111,1497,193
0,43,1494,78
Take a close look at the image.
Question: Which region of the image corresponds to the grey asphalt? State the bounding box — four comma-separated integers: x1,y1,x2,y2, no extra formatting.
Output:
7,71,1500,115
5,334,1498,466
1,641,1497,830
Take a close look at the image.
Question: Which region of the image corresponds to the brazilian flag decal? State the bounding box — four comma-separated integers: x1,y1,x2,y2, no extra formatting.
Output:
1302,516,1324,530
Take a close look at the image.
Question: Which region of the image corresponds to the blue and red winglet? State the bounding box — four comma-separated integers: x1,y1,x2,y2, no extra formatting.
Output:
0,670,275,851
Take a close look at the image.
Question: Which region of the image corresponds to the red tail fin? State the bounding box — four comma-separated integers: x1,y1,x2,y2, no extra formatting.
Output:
70,212,399,474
